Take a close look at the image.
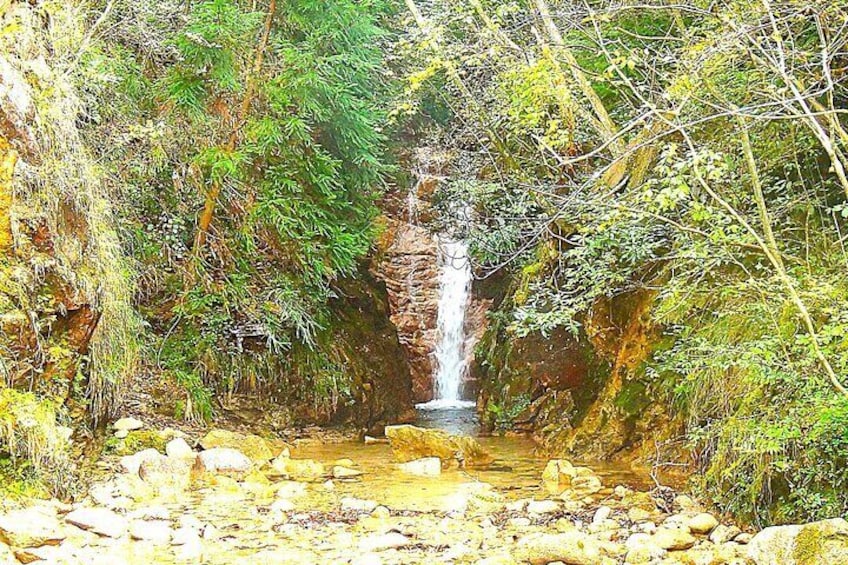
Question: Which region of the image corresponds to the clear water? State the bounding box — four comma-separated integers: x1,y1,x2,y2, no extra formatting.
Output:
417,238,475,410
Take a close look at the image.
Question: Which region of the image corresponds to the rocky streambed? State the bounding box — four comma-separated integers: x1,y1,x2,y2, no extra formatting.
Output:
0,421,846,565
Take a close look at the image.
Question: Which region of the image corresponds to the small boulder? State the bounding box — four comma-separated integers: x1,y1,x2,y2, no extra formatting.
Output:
541,459,577,485
514,531,608,565
275,481,307,499
270,456,325,481
526,500,560,515
397,457,441,477
709,524,741,544
332,466,363,479
358,532,410,552
119,447,162,475
139,455,194,491
687,512,719,534
65,507,127,539
199,429,284,463
653,527,697,551
384,425,493,467
113,417,144,432
165,438,194,459
341,497,378,513
195,448,252,477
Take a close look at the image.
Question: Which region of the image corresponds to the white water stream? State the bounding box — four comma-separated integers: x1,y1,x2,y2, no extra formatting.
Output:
417,237,476,411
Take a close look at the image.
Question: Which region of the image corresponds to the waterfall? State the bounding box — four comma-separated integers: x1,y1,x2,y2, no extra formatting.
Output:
417,236,476,410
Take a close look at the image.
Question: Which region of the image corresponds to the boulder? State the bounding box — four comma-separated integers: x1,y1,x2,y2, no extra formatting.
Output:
384,425,493,467
113,417,144,432
687,512,719,534
199,429,284,463
165,438,195,459
0,508,65,547
119,447,162,475
514,531,610,565
747,518,848,565
195,448,252,477
397,457,441,476
709,524,742,545
270,456,325,481
65,508,127,538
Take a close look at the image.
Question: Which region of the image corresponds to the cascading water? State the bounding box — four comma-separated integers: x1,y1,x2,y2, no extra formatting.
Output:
417,236,476,410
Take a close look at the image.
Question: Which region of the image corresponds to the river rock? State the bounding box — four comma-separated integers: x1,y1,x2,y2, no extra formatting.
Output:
541,459,577,485
678,512,718,534
384,425,493,467
0,508,66,547
397,457,441,476
120,447,162,475
709,524,742,544
129,519,172,544
653,527,697,551
271,456,325,481
359,532,411,552
195,448,252,477
165,437,194,459
113,417,144,432
341,498,378,513
199,429,282,464
139,455,193,491
526,500,560,515
514,531,610,565
65,508,127,538
747,518,848,565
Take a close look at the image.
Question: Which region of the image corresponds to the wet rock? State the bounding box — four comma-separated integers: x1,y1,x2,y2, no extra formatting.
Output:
397,457,441,476
514,531,611,565
333,466,363,479
165,438,194,459
113,417,144,432
653,527,696,551
0,508,66,547
65,508,127,538
129,520,171,544
270,456,325,481
384,425,493,467
195,448,252,477
119,447,162,475
747,518,848,565
199,429,280,464
359,532,411,552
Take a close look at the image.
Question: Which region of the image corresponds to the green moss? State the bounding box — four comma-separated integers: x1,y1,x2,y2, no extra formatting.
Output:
792,520,848,565
614,380,650,416
107,430,168,456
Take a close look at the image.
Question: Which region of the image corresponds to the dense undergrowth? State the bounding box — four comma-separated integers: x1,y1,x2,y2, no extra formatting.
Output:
397,0,848,524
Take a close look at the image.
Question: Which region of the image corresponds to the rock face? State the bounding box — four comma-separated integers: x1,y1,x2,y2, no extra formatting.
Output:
747,518,848,565
372,148,487,403
385,425,493,467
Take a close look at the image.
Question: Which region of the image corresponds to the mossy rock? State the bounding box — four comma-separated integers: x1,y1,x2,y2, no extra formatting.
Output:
199,429,286,464
747,518,848,565
109,430,169,456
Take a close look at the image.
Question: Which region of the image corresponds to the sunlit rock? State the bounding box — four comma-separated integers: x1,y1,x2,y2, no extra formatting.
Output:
747,518,848,565
384,425,493,467
0,508,65,547
270,456,325,481
65,507,127,539
195,448,252,477
119,448,162,475
165,438,194,459
128,519,171,544
113,417,144,432
199,429,283,464
652,526,696,550
514,531,613,565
